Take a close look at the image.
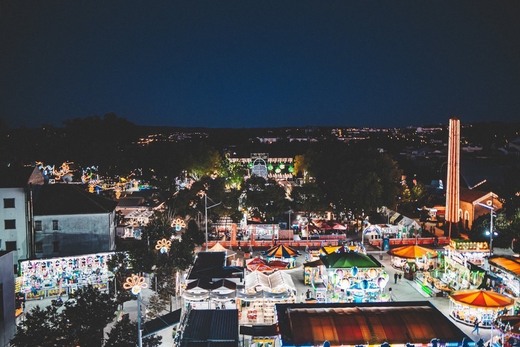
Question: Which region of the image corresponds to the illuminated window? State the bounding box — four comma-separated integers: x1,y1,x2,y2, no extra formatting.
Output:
52,220,59,231
35,242,43,253
3,198,15,208
53,241,60,253
34,221,42,231
4,219,15,229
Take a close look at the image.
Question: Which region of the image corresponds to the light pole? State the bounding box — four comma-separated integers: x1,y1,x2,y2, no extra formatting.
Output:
201,192,221,251
476,201,496,257
123,274,148,347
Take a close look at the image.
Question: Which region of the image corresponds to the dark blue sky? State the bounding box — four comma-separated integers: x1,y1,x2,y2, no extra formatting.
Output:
1,1,519,128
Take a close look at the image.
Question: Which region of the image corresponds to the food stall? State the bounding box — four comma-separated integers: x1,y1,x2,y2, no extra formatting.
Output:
488,256,520,299
443,240,489,291
449,289,515,328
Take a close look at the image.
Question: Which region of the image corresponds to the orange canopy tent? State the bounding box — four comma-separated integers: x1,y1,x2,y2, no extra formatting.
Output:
449,289,515,309
388,245,438,259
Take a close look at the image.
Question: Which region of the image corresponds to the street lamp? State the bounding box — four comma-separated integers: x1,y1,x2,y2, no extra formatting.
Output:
199,191,221,251
123,274,148,347
476,202,497,256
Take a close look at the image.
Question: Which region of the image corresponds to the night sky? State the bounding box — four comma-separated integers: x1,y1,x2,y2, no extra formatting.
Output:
1,1,519,129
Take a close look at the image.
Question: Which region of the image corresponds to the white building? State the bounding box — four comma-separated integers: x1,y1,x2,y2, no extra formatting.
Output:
0,166,44,272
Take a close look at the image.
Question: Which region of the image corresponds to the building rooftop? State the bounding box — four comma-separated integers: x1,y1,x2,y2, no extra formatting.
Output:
276,301,468,346
33,184,117,216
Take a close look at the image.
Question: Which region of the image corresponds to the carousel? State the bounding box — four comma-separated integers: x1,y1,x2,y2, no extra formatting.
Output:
262,244,299,268
388,244,448,296
388,244,438,271
304,249,388,303
449,289,516,328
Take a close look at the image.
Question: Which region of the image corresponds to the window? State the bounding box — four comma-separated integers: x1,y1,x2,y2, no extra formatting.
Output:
34,221,42,231
3,198,15,208
35,242,43,253
52,220,59,231
52,241,60,253
6,241,16,252
4,219,16,229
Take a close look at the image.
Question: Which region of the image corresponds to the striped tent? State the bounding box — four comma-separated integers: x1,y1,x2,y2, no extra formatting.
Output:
450,289,515,309
388,245,438,259
264,244,299,259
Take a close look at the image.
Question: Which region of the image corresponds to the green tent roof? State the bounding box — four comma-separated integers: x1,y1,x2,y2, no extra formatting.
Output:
321,252,381,268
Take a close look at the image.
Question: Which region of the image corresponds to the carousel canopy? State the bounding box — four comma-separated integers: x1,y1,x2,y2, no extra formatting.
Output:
264,244,299,258
321,252,381,268
388,245,438,259
449,289,515,309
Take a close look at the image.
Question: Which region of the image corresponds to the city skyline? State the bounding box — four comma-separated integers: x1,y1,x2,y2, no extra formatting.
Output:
1,1,519,129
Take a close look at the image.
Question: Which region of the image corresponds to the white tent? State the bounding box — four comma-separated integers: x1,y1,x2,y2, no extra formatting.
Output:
398,216,421,232
208,242,236,258
244,270,296,294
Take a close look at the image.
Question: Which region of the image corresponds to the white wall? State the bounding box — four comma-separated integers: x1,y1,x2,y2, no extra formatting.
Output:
34,212,115,258
0,187,29,269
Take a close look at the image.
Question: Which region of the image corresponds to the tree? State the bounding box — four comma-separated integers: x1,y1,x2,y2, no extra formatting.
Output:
11,286,117,347
10,305,64,347
291,183,327,214
105,315,162,347
241,176,290,222
61,286,118,346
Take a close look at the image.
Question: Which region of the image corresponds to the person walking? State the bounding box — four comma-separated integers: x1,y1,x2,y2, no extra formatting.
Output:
394,273,398,284
472,318,480,335
398,273,402,282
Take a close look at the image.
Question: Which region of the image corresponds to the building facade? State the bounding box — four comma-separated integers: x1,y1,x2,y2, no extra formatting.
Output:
32,184,117,258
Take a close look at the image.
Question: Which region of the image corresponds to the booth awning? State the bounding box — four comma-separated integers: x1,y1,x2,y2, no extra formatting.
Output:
489,256,520,277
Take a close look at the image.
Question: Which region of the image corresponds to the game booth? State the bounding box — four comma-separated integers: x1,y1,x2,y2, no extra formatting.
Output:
449,289,516,328
18,253,114,300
